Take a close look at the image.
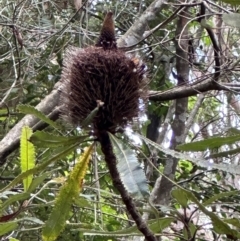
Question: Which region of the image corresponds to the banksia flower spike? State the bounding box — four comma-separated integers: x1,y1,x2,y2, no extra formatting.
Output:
60,12,148,135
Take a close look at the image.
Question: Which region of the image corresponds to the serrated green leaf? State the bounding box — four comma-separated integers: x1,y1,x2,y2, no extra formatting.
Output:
177,135,240,152
109,133,149,199
1,193,30,213
42,144,93,241
171,189,188,208
1,142,80,193
0,222,18,236
203,190,239,206
30,131,87,148
20,126,35,192
17,104,61,129
136,133,240,175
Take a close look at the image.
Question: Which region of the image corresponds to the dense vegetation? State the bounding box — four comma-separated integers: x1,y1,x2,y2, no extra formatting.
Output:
1,0,240,240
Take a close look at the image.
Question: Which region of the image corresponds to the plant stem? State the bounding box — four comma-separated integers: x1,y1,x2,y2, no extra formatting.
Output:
98,130,157,241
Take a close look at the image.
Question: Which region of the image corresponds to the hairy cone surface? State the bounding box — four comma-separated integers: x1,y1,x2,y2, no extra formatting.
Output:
60,46,147,133
60,12,147,133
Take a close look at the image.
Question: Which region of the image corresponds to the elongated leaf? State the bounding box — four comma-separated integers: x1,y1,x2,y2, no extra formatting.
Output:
30,131,87,148
1,193,30,213
81,105,102,128
78,217,174,236
177,134,240,152
136,133,240,175
27,172,50,193
171,189,188,208
18,216,44,225
20,126,35,192
17,104,61,129
0,217,44,228
109,133,149,199
1,142,80,193
42,144,93,241
0,222,18,235
203,190,239,206
207,147,240,159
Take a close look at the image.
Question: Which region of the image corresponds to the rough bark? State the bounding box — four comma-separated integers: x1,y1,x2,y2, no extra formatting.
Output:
152,6,190,205
148,80,224,101
117,0,165,47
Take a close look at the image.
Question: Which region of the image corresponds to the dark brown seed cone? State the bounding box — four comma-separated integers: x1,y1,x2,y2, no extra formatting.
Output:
95,12,117,50
60,46,148,133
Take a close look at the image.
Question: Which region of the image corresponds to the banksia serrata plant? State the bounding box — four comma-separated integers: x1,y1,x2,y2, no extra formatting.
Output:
60,12,157,241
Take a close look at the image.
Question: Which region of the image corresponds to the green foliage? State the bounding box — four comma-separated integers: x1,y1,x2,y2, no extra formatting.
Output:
81,106,101,128
137,132,240,174
0,193,30,215
177,134,240,152
171,189,188,208
203,190,239,206
27,172,51,193
20,126,35,191
77,217,175,237
0,221,18,236
1,142,80,193
30,131,87,148
42,144,93,241
109,133,149,199
176,160,193,179
17,105,61,129
221,0,240,6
